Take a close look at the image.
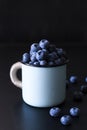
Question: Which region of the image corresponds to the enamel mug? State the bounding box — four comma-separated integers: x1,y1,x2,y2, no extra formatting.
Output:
10,61,68,107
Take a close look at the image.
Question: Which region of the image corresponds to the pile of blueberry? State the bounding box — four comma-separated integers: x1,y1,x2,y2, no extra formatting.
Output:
49,106,80,126
49,75,87,126
22,39,68,67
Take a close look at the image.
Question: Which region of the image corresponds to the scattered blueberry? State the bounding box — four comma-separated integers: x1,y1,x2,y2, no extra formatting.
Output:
69,76,78,84
80,84,87,94
60,115,72,125
22,53,30,63
70,107,80,117
49,107,61,117
39,39,49,49
73,91,83,101
85,77,87,83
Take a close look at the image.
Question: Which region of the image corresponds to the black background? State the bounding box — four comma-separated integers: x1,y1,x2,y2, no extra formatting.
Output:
0,0,87,45
0,1,87,130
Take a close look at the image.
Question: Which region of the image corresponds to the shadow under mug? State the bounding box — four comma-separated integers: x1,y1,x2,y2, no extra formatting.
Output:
10,61,68,108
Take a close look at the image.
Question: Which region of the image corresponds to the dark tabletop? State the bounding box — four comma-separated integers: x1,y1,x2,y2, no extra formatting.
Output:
0,43,87,130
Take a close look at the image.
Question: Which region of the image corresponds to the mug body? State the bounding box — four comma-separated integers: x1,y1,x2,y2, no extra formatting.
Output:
22,64,66,107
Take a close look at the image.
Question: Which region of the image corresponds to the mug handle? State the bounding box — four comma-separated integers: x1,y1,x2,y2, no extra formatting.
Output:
10,62,22,89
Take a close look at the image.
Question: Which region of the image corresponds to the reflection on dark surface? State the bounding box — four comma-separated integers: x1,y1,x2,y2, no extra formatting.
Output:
14,101,52,130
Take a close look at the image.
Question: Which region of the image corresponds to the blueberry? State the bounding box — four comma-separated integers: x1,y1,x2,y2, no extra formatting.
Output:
30,50,36,56
85,77,87,83
39,39,49,49
30,53,37,62
80,84,87,94
56,48,65,56
60,115,72,125
39,60,47,66
22,53,30,63
30,43,40,52
48,44,56,52
70,107,80,117
73,91,83,101
55,58,64,65
29,61,33,65
48,61,55,66
48,52,58,61
36,50,47,61
49,107,61,117
69,76,78,84
33,61,40,66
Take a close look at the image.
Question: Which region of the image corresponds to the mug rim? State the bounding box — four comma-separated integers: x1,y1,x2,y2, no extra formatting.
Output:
21,59,69,68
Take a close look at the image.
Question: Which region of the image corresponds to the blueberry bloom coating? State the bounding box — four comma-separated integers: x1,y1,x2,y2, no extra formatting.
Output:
60,115,72,125
49,107,61,117
70,107,80,117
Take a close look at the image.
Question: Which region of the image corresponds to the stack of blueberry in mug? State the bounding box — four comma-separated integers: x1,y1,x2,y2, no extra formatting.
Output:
22,39,68,67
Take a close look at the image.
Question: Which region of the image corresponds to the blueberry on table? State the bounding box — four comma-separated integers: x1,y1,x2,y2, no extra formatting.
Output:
60,115,72,125
73,91,83,101
69,107,80,117
80,84,87,94
85,77,87,83
39,39,49,49
22,53,30,63
49,107,61,117
69,76,78,84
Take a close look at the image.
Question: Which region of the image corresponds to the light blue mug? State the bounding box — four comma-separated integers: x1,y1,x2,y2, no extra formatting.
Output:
10,61,67,107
